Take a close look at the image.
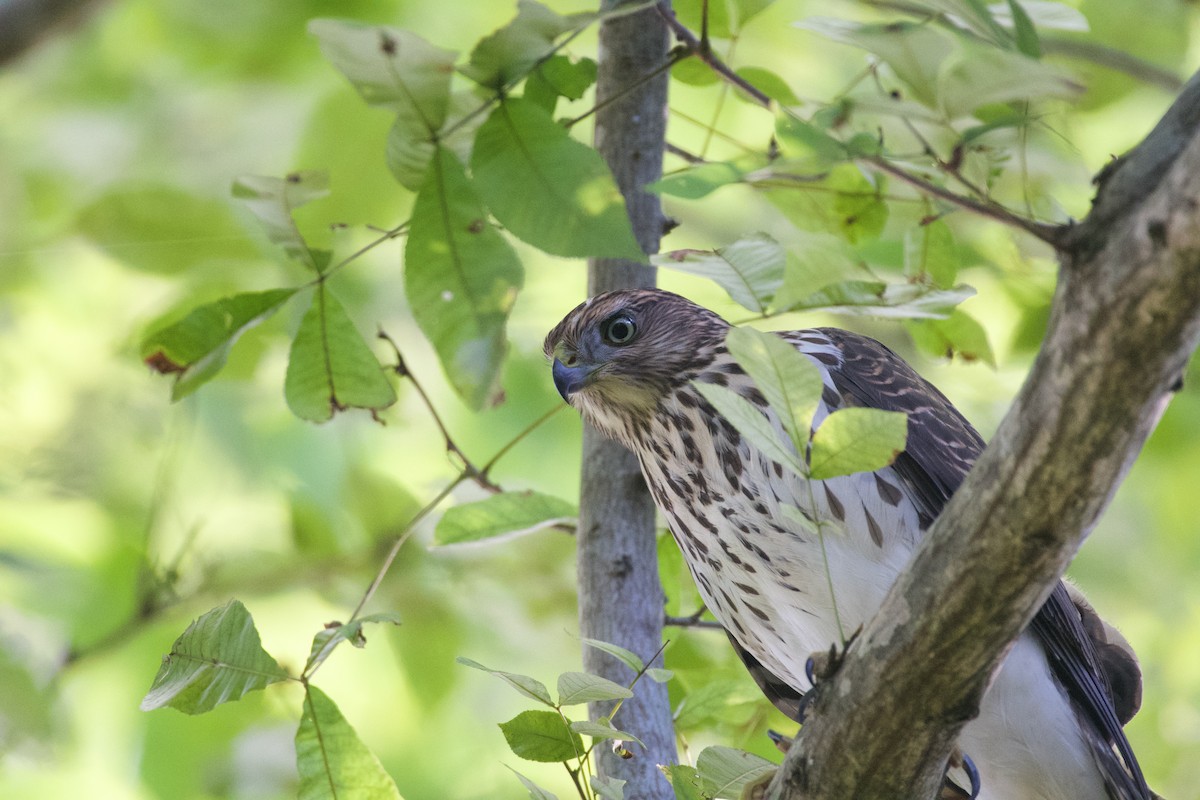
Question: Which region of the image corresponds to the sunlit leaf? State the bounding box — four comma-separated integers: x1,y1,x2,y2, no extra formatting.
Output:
646,668,673,683
77,186,260,273
734,66,797,105
499,709,583,763
580,638,645,673
695,746,776,799
770,233,860,312
725,327,824,453
673,0,731,39
591,774,627,800
231,172,329,272
569,718,643,746
731,0,776,30
433,491,577,546
906,309,996,366
296,686,403,800
510,767,561,800
828,164,888,244
992,0,1087,31
284,286,397,422
649,162,745,200
917,0,1011,45
140,600,290,715
524,54,597,111
471,98,642,259
809,407,908,480
305,612,403,674
457,657,555,706
775,113,847,165
796,19,953,107
938,45,1081,117
780,279,975,319
405,147,523,410
310,18,459,191
655,234,785,313
693,382,806,476
142,288,297,400
557,672,633,706
661,764,708,800
904,218,958,288
461,0,583,89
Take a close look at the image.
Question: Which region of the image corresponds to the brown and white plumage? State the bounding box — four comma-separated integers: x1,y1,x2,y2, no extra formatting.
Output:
545,289,1153,800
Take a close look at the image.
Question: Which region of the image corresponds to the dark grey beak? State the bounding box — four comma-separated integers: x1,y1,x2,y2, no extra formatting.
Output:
552,358,590,401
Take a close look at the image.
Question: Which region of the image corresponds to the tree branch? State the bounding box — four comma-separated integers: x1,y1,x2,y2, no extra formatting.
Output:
769,69,1200,799
578,2,676,796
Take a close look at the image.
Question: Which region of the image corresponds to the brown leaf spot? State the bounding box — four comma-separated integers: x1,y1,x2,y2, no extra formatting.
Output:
144,350,185,374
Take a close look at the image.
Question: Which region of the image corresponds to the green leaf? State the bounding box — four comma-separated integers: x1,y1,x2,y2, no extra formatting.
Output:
827,164,887,244
296,686,403,800
305,612,403,674
809,407,908,480
499,709,583,763
309,20,456,189
580,638,645,673
461,0,581,89
797,19,953,107
309,20,456,114
142,288,297,400
693,382,806,476
433,491,577,546
938,44,1080,117
140,600,290,715
509,767,560,800
556,672,633,706
645,667,674,683
696,746,776,799
231,172,329,272
904,219,958,288
456,657,555,706
770,233,860,312
590,774,627,800
673,0,731,39
775,113,847,164
661,764,708,800
731,0,776,30
780,279,975,319
524,54,597,111
76,186,260,274
649,162,745,200
1006,0,1042,57
569,718,643,746
906,309,996,366
725,327,825,454
654,234,785,314
471,98,642,259
284,286,397,422
405,147,523,410
734,66,798,105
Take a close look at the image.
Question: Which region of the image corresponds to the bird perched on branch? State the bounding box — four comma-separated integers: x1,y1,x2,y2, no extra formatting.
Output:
545,288,1153,800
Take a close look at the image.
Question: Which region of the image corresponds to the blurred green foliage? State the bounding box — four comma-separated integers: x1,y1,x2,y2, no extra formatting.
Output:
2,0,1200,798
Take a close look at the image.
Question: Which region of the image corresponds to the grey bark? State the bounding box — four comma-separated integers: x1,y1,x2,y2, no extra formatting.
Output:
769,71,1200,799
577,1,676,796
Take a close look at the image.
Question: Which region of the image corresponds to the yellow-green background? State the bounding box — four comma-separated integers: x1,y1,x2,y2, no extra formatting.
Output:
2,0,1199,797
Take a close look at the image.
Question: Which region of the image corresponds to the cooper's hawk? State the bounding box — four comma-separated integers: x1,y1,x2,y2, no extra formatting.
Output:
545,289,1153,800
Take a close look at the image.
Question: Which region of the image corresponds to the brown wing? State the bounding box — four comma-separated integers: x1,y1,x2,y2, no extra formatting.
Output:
818,328,1152,800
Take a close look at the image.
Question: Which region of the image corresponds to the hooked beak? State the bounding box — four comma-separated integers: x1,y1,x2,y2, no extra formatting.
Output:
552,358,593,402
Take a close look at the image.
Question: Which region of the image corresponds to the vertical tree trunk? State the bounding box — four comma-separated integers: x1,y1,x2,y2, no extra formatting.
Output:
577,2,676,795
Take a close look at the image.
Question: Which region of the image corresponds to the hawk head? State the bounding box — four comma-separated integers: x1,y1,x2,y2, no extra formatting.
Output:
543,290,728,439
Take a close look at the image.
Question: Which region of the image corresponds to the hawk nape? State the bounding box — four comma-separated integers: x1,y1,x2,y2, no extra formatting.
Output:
545,289,1154,800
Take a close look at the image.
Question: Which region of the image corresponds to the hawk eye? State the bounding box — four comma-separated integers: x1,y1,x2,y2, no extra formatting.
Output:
601,314,637,346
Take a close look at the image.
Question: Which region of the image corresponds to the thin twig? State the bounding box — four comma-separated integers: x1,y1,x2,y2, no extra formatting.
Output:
655,1,772,107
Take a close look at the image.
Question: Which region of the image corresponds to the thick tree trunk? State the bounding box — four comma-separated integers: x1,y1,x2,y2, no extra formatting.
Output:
769,71,1200,799
577,1,676,796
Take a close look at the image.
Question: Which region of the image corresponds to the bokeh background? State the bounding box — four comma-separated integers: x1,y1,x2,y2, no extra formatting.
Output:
2,0,1199,797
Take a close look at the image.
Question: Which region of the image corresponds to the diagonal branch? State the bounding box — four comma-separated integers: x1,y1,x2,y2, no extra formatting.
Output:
768,69,1200,800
